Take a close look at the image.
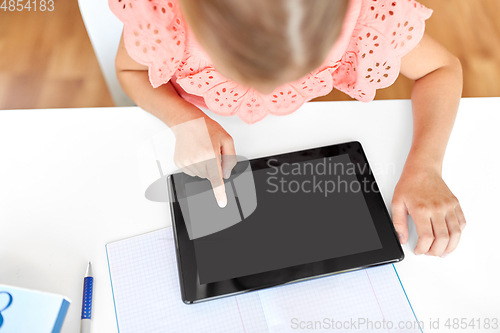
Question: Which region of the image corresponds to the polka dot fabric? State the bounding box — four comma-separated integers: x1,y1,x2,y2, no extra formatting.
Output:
109,0,432,124
337,0,433,101
111,0,186,88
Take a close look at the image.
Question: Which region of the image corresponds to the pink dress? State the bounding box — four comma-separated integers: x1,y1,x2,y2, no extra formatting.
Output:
110,0,432,124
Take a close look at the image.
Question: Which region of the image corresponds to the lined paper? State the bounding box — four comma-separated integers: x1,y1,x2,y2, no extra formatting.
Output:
106,228,421,332
258,265,421,332
106,228,268,333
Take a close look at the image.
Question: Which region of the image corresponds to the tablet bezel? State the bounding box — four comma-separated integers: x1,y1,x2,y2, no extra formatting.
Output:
168,141,404,304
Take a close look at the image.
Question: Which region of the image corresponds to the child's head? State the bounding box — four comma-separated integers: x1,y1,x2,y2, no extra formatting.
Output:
179,0,348,94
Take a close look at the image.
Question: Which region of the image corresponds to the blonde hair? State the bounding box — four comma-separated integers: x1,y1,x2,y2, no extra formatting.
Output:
179,0,348,86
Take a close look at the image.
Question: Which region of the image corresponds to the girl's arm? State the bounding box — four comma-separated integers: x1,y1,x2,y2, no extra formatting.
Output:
115,33,208,127
393,33,466,257
115,33,235,207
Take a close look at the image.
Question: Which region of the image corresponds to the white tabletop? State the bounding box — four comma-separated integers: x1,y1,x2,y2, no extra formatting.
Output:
1,98,499,332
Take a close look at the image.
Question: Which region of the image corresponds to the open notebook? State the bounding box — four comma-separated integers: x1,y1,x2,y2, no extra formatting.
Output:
106,228,422,333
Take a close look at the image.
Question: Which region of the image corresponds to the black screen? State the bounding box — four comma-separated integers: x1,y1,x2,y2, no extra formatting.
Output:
191,154,382,284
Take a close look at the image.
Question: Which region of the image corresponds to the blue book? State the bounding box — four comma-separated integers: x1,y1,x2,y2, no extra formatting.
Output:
0,284,71,333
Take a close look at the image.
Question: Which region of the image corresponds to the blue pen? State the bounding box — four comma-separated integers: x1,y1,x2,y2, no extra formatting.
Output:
80,262,93,333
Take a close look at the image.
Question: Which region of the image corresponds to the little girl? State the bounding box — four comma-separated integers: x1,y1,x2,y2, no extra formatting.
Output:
110,0,466,258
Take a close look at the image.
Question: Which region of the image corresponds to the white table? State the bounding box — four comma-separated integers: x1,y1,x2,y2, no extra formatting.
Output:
1,98,499,332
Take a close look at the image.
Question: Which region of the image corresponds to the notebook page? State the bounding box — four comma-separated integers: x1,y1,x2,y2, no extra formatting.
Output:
258,264,421,333
106,228,268,333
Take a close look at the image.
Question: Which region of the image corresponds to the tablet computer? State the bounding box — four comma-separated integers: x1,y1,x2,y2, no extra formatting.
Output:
167,141,403,304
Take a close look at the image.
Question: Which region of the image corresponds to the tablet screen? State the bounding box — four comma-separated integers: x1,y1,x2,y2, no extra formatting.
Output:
192,154,382,284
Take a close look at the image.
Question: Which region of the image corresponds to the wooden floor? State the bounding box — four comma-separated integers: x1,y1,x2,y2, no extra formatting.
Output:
0,0,114,109
0,0,499,109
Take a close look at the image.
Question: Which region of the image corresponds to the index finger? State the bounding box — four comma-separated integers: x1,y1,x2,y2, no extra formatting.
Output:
205,155,227,208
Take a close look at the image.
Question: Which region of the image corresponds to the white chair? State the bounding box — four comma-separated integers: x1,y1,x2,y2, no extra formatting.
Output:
78,0,135,106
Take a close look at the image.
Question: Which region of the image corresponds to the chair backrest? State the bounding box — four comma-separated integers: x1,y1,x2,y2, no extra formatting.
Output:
78,0,135,106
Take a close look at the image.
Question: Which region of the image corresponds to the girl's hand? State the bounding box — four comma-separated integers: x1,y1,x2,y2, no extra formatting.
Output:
172,115,236,208
115,33,236,208
391,166,466,257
